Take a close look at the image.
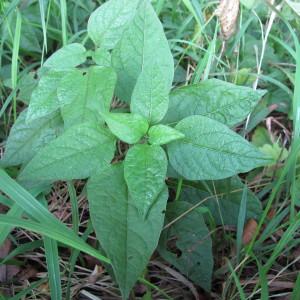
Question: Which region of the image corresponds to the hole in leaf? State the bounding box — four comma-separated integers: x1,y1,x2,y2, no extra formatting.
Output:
166,236,182,258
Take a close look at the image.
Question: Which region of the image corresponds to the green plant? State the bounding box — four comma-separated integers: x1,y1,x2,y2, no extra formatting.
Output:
1,0,272,298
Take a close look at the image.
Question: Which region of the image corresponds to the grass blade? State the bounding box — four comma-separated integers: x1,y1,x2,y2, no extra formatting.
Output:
11,8,22,121
227,259,246,300
9,278,47,300
0,240,43,265
154,0,166,15
0,194,13,207
0,215,110,264
67,181,79,233
41,196,62,300
236,185,248,261
66,221,94,300
0,182,51,245
44,237,62,300
0,169,62,224
263,216,300,271
291,272,300,300
38,0,48,52
182,0,204,28
255,257,269,300
0,203,23,245
0,169,110,264
0,215,170,299
59,0,68,45
0,0,20,26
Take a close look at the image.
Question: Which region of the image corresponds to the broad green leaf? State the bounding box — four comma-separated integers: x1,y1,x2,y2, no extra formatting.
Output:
167,115,270,180
92,48,111,67
43,43,86,69
158,201,213,292
87,163,168,299
57,67,116,128
87,0,140,49
26,70,67,122
2,110,62,166
104,113,149,144
18,122,116,183
112,0,174,102
124,144,168,216
17,72,37,104
148,124,185,146
131,64,170,124
163,79,266,127
181,177,262,225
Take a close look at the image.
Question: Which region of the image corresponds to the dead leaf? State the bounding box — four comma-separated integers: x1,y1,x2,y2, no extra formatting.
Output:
87,265,104,284
215,0,240,40
242,219,258,245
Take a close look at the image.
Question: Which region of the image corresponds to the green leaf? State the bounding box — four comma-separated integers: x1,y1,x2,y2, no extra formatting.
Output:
148,124,185,146
131,64,170,124
57,67,116,128
2,110,62,166
158,201,213,292
124,144,167,216
43,43,86,69
87,0,140,49
163,79,266,127
87,163,168,299
112,0,174,102
19,122,116,183
104,113,149,144
26,70,67,122
92,48,111,67
167,115,270,180
181,177,262,225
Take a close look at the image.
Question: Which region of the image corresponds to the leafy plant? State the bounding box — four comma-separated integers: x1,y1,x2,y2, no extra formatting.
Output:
1,0,271,298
